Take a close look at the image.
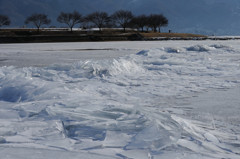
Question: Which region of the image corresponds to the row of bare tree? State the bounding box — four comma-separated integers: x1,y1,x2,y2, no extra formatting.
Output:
0,10,168,32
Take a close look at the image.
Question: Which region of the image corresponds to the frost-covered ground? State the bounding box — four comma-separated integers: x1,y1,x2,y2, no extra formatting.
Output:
0,41,240,159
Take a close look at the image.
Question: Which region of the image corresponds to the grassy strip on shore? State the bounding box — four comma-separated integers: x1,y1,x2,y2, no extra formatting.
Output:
0,28,208,43
141,32,207,38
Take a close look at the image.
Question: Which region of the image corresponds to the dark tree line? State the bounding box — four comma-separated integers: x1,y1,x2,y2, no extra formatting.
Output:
0,10,168,32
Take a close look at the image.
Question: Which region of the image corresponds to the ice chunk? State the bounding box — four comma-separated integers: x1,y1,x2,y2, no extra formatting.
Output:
103,131,131,147
204,132,219,143
0,137,6,143
126,123,174,151
0,86,27,102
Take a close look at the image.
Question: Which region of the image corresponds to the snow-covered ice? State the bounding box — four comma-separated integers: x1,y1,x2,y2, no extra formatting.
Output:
0,41,240,159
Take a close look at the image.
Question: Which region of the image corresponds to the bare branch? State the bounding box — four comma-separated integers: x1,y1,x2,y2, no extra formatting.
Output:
84,12,110,31
111,10,133,32
57,11,82,32
0,15,11,27
25,13,51,31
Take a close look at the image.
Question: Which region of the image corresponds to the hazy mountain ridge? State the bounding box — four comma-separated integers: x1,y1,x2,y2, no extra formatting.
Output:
0,0,240,35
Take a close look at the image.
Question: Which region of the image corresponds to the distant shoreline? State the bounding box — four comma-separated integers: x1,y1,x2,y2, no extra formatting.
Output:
0,28,239,43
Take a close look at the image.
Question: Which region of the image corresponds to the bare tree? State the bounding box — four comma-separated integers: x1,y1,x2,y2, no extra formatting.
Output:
57,11,82,32
148,14,159,32
0,15,11,27
130,15,148,32
84,11,110,31
25,13,51,31
157,14,168,33
111,10,133,32
148,14,168,32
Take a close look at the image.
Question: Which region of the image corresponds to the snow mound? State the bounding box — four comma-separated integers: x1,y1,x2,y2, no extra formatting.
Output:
109,59,145,76
210,44,234,51
164,47,181,53
186,45,212,52
210,44,231,49
136,50,149,56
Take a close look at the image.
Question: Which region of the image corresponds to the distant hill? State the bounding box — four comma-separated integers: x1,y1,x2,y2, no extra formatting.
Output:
1,0,240,35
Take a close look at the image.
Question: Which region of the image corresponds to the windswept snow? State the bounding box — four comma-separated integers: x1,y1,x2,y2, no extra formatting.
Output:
0,41,240,159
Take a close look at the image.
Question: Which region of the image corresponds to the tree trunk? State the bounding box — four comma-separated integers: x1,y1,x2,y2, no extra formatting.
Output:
158,27,161,33
153,27,157,32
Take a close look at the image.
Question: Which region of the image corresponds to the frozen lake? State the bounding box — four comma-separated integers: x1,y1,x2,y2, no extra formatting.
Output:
1,40,240,67
0,41,240,159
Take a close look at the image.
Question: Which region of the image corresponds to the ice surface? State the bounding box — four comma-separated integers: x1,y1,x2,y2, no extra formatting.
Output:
0,41,240,158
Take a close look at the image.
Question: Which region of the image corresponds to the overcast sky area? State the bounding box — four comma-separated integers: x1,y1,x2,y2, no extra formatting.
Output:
1,0,240,35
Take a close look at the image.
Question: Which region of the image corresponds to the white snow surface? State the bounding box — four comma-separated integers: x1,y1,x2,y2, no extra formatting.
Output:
0,41,240,159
